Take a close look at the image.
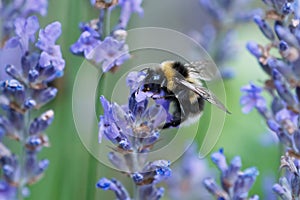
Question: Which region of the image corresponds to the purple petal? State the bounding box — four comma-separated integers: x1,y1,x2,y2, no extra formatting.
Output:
23,0,48,16
211,149,228,172
36,21,62,49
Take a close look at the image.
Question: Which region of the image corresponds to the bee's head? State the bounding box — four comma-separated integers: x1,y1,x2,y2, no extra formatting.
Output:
141,68,164,94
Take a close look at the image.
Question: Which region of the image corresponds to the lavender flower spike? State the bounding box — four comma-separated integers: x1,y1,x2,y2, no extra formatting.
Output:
97,70,173,199
191,0,255,79
273,155,300,200
117,0,144,29
0,0,48,40
70,0,143,73
0,16,64,198
203,149,259,200
244,3,300,199
166,143,212,200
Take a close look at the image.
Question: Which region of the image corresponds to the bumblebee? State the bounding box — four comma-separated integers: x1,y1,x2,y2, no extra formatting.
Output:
131,61,230,129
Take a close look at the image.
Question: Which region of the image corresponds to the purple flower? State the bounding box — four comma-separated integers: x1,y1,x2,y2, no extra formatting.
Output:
97,72,171,200
253,15,275,41
166,143,212,200
98,95,167,149
117,0,144,29
273,155,300,199
0,180,17,200
70,31,101,57
190,0,253,79
36,21,61,49
0,1,48,38
246,41,263,59
240,83,266,114
0,47,22,81
22,0,48,17
5,16,40,53
199,0,225,21
88,36,130,72
126,70,147,94
36,21,65,71
0,16,64,198
275,108,297,128
204,149,259,199
138,160,171,184
71,0,144,73
96,178,130,200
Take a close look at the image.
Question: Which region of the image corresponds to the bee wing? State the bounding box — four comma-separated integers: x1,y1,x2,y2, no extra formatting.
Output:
184,60,218,81
174,77,231,114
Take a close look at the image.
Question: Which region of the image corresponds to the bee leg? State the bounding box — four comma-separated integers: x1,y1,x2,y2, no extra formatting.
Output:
151,94,174,100
162,97,182,129
162,115,181,129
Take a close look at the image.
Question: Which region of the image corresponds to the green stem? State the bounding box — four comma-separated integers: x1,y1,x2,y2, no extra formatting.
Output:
131,135,141,200
17,109,30,200
86,70,104,200
105,8,111,36
98,9,105,39
134,183,140,200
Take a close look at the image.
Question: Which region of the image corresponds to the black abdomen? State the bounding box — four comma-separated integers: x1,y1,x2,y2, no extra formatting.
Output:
172,62,189,78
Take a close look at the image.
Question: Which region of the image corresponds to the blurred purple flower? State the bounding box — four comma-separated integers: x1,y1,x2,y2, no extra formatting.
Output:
240,83,266,114
88,36,130,72
253,15,275,41
117,0,144,29
275,108,297,126
204,149,259,200
22,0,48,17
36,21,65,71
166,143,212,200
0,180,16,200
246,41,263,59
70,30,101,57
192,0,254,79
0,0,48,38
5,16,40,53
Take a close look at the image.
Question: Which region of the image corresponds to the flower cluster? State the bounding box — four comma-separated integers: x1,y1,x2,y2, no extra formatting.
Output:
70,0,144,72
203,149,259,200
273,155,300,199
189,0,258,79
243,0,300,198
0,0,48,41
0,15,64,199
166,143,212,200
96,71,172,199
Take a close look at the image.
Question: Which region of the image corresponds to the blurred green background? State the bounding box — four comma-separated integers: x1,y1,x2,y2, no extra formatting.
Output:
27,0,281,199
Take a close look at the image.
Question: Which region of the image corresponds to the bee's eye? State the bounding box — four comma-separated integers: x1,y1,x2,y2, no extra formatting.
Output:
142,84,150,92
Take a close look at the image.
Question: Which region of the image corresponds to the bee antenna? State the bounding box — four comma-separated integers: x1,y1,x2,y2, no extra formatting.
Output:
139,67,149,74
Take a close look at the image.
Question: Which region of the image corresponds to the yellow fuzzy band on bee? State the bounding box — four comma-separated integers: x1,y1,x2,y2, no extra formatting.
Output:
161,62,176,90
